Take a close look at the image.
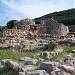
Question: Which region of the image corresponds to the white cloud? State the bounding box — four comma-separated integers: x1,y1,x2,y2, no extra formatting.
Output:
74,0,75,7
1,0,53,18
0,0,74,25
1,0,74,18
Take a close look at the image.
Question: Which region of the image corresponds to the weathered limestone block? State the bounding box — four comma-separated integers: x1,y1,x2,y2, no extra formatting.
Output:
40,61,60,74
0,62,5,72
20,65,36,72
30,70,49,75
60,65,75,74
5,60,19,70
26,59,38,65
19,57,31,62
18,72,26,75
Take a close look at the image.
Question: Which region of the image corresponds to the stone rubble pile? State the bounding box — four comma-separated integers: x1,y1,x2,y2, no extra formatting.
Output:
19,57,38,65
18,60,75,75
39,61,75,75
0,52,75,75
0,59,20,72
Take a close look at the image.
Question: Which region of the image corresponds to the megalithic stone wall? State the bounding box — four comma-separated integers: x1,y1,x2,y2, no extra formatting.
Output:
42,18,69,36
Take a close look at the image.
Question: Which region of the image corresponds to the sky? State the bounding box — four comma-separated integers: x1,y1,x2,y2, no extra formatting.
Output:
0,0,74,26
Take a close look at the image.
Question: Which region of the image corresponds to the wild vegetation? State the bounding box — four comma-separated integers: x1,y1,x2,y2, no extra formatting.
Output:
0,8,75,75
0,68,18,75
0,45,75,75
7,20,17,29
0,26,6,37
0,8,75,37
0,51,40,61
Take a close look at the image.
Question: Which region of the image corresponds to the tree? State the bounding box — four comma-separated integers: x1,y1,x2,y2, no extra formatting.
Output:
0,26,6,37
45,42,57,51
7,20,17,29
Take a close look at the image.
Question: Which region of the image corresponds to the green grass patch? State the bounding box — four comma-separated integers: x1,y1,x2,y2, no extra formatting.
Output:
50,46,75,61
64,46,75,53
72,54,75,58
0,50,42,75
0,50,40,61
50,52,65,61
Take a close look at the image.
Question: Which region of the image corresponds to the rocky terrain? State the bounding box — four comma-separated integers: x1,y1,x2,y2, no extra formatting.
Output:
0,47,75,75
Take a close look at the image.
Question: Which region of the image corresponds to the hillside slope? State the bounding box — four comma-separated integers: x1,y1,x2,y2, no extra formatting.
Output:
35,8,75,32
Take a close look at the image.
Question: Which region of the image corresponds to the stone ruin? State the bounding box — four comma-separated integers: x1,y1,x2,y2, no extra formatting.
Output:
13,18,69,37
42,18,69,37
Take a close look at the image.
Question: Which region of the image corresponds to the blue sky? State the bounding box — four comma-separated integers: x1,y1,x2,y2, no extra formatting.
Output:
0,0,74,26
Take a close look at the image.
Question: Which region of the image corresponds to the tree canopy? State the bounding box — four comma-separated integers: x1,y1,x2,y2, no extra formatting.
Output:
7,20,17,29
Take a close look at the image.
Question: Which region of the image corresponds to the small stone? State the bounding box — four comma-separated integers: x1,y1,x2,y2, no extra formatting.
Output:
26,59,38,65
19,57,31,62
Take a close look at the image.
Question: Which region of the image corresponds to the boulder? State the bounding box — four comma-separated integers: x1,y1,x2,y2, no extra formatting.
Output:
30,70,49,75
0,60,11,72
19,57,31,62
51,67,60,75
42,51,53,59
5,60,19,70
18,72,25,75
1,59,11,65
0,60,20,72
20,65,36,72
72,50,75,53
38,58,44,62
60,65,75,73
0,59,11,72
1,60,7,65
40,61,60,74
60,68,68,75
72,58,75,66
0,62,5,72
26,59,38,65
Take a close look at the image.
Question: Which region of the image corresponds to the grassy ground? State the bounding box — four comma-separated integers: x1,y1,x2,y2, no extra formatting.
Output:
0,46,75,75
50,46,75,61
50,52,66,61
0,50,41,61
0,50,42,75
73,54,75,58
0,46,75,61
64,46,75,53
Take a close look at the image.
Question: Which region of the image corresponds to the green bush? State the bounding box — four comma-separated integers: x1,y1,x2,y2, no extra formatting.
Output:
46,42,57,51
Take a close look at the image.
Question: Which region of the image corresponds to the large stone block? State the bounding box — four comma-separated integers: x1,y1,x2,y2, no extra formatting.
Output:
5,60,20,70
19,57,31,62
30,70,49,75
60,65,75,73
40,61,60,74
26,59,38,65
20,65,36,72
